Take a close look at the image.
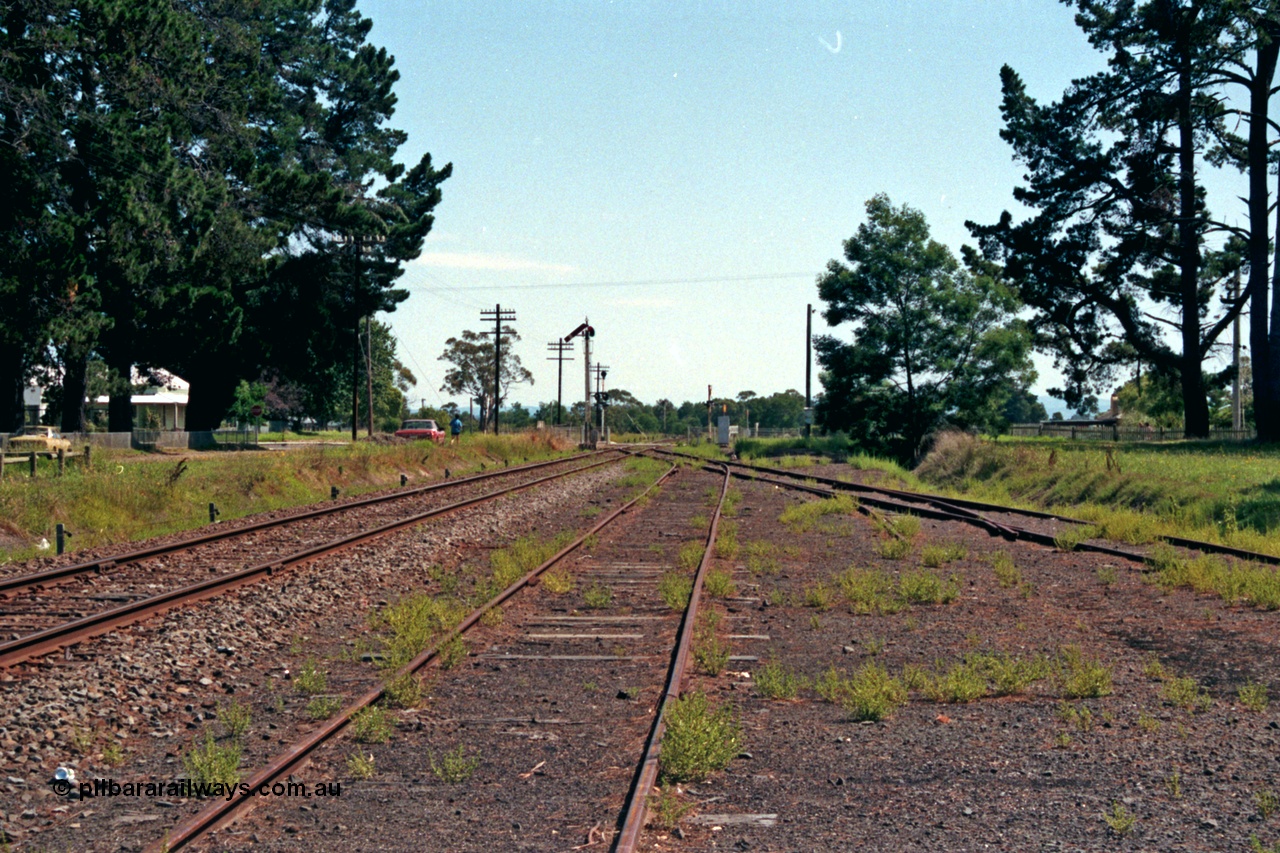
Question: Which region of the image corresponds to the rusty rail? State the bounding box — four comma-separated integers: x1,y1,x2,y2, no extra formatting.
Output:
0,454,625,669
147,461,680,852
656,448,1280,569
613,464,731,852
0,450,613,597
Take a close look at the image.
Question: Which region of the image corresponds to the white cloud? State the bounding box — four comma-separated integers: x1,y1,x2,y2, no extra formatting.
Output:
414,251,575,274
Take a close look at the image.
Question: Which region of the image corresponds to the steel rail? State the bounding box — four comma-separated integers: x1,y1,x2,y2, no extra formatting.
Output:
0,454,626,669
613,464,731,853
656,448,1280,568
146,461,680,852
0,450,615,597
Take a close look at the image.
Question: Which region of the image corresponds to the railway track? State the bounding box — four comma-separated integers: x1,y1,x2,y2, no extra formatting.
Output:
135,461,737,852
0,451,625,669
656,448,1280,570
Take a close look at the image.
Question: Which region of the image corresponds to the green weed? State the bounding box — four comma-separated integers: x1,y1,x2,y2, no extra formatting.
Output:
1162,676,1212,713
659,571,693,610
659,692,741,783
754,659,803,700
183,732,242,789
293,659,327,694
430,744,480,784
583,584,614,609
1057,646,1113,699
778,495,857,532
703,568,736,598
347,752,376,780
1240,680,1270,711
351,706,394,743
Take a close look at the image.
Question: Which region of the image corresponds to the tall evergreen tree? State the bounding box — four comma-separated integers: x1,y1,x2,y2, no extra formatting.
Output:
969,0,1243,438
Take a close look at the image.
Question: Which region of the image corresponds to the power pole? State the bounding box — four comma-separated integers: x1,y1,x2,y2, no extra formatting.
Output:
365,315,375,437
1233,267,1243,431
546,340,574,425
806,304,814,439
351,322,360,442
480,304,517,435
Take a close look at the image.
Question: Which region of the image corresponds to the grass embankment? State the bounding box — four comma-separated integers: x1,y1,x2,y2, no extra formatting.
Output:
912,432,1280,555
0,432,573,565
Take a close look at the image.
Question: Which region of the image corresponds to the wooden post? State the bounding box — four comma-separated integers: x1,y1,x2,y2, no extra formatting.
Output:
57,448,65,476
84,444,91,467
28,452,37,477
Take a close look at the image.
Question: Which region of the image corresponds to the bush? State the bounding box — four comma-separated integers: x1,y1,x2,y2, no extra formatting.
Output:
659,692,741,783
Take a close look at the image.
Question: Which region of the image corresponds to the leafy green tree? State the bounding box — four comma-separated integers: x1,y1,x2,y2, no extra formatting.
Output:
816,194,1034,460
438,328,534,432
969,0,1247,438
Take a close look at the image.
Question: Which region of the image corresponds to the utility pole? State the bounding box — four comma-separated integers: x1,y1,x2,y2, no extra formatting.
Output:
546,340,574,425
1233,266,1243,431
480,304,517,435
806,303,814,439
365,315,375,437
351,322,360,442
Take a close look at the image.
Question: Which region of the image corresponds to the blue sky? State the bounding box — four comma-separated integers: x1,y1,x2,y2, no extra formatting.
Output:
354,1,1159,412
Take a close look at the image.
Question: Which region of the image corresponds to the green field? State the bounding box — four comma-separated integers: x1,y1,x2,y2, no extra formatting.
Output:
0,433,573,565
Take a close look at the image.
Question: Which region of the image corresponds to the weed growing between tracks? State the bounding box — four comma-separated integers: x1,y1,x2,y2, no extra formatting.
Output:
778,495,858,533
1145,543,1280,610
659,692,742,783
0,432,574,563
430,744,480,784
183,731,243,789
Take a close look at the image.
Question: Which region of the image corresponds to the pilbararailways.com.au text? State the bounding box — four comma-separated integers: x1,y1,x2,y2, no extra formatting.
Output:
55,777,341,801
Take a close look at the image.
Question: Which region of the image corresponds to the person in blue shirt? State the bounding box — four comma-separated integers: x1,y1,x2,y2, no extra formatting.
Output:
450,415,463,444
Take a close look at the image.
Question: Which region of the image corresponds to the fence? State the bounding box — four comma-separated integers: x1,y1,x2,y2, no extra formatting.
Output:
1008,423,1256,442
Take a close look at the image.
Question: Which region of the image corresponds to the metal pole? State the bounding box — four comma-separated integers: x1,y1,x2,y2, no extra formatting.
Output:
806,304,813,439
583,319,592,432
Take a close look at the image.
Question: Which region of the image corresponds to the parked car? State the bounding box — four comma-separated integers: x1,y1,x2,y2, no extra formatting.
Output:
7,426,72,454
394,419,445,443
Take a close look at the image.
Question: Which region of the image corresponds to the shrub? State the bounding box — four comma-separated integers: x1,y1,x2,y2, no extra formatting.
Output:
1162,676,1212,713
347,752,376,780
1058,646,1113,699
217,699,252,740
1240,680,1270,712
703,568,736,599
183,732,241,789
583,584,614,609
430,744,480,784
659,571,693,610
876,537,912,560
384,673,426,709
840,662,908,721
921,542,967,568
677,541,705,571
351,705,394,743
541,568,574,594
754,659,803,700
990,551,1021,589
293,659,327,694
306,696,342,720
837,567,895,614
922,661,987,704
898,569,959,605
659,692,741,783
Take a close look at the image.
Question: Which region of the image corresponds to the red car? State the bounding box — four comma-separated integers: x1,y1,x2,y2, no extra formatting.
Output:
394,419,445,443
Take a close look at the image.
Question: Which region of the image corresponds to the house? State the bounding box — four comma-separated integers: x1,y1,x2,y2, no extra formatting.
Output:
90,369,189,430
